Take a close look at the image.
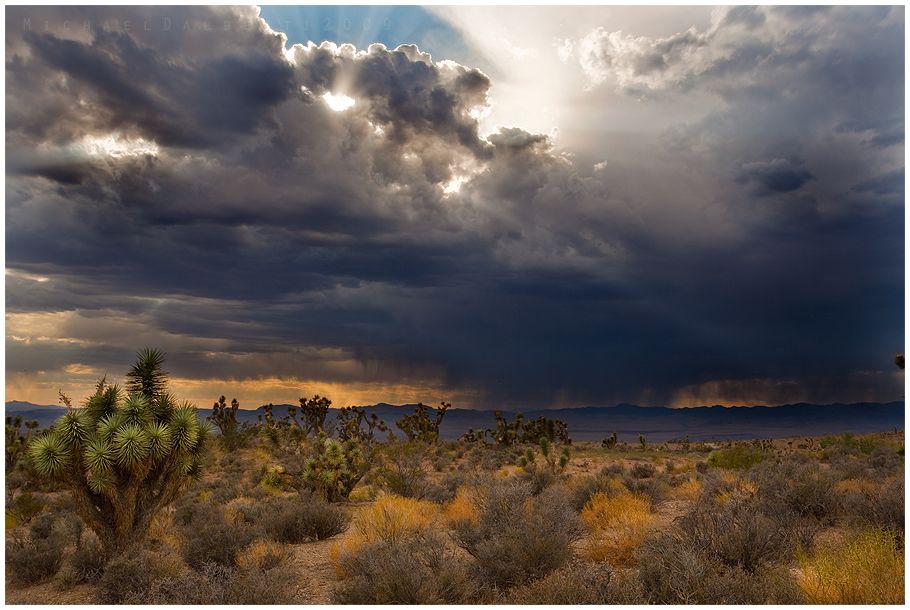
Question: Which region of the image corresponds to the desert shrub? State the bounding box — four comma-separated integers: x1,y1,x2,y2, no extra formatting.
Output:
67,537,106,584
621,474,669,504
331,494,440,573
568,468,627,511
376,441,439,499
840,476,904,538
679,497,792,572
708,445,769,469
748,460,840,525
629,461,656,478
638,533,803,603
263,495,349,543
6,527,65,584
182,517,257,569
581,491,655,566
509,563,649,604
6,491,45,525
97,549,176,603
797,528,903,604
453,479,582,587
334,530,476,603
145,563,293,604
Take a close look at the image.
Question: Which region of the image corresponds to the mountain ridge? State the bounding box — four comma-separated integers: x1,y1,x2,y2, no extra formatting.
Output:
7,400,904,442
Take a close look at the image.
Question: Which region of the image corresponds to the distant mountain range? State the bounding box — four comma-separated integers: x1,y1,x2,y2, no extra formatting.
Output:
6,400,904,442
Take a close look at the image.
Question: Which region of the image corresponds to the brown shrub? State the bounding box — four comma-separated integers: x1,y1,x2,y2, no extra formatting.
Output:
453,479,583,587
144,563,294,604
638,533,803,604
333,530,476,603
6,531,65,585
181,517,257,569
507,561,616,604
261,494,350,543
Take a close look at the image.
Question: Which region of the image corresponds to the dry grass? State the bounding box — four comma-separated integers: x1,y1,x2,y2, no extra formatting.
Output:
329,494,440,576
444,486,479,526
797,528,904,604
581,491,655,566
670,476,703,501
236,540,289,571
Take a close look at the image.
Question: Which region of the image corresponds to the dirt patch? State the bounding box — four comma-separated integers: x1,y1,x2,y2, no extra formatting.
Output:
286,538,339,604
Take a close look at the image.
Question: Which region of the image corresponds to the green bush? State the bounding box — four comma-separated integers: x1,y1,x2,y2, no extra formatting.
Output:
707,445,769,469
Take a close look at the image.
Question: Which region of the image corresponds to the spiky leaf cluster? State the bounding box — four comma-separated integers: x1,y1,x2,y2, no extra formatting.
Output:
300,435,368,502
29,387,209,496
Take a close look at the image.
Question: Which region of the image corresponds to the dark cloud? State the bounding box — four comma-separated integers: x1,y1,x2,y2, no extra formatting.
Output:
737,158,814,195
4,6,904,408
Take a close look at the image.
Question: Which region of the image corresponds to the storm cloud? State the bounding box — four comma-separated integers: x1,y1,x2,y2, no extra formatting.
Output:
5,5,904,408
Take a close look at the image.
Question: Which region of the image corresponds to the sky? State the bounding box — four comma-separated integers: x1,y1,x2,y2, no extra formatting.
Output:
4,5,905,410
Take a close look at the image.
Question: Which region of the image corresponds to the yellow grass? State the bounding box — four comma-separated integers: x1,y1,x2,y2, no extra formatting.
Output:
670,476,703,501
236,540,288,571
581,491,654,566
444,487,479,526
834,478,877,495
797,528,904,604
330,494,440,577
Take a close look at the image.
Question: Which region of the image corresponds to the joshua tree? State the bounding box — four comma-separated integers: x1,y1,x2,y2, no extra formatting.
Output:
299,394,332,436
601,432,618,450
396,402,450,443
300,434,369,502
488,410,523,446
520,416,571,445
639,434,647,450
27,349,210,557
208,396,240,445
335,406,389,444
6,416,38,473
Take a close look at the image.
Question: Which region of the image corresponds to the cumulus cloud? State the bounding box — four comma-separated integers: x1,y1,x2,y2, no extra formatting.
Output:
4,5,904,408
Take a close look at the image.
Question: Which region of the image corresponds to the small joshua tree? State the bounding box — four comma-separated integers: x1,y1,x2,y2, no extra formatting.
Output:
300,434,369,502
488,410,523,446
518,437,570,474
639,434,647,450
6,415,39,473
396,402,450,443
27,349,210,557
601,432,618,450
209,396,240,447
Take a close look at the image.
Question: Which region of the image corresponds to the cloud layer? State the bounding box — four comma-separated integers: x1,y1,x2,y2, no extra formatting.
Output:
5,6,904,408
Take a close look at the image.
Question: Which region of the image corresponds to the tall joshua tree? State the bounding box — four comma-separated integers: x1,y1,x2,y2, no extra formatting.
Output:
28,349,210,557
